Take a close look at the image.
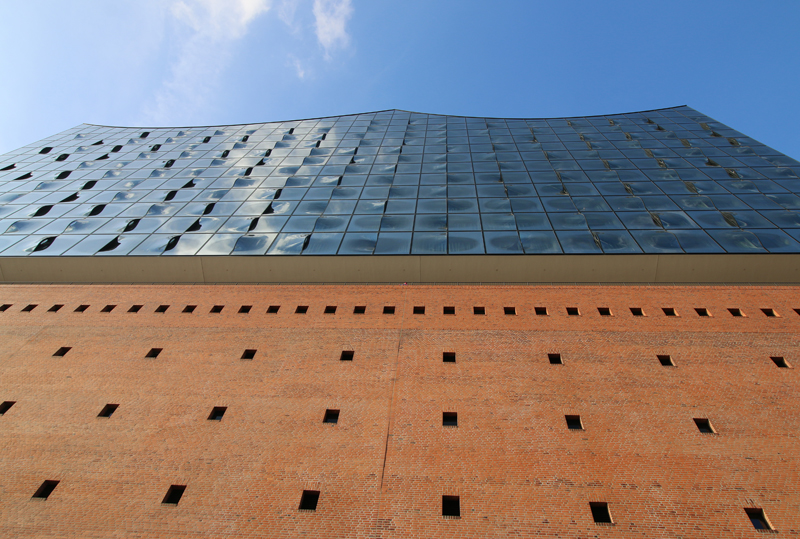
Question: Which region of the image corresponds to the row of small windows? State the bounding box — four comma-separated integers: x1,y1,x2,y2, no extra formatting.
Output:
1,302,795,318
19,478,780,529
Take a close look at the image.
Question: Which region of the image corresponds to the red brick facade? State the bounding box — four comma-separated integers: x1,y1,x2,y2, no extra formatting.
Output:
0,283,798,538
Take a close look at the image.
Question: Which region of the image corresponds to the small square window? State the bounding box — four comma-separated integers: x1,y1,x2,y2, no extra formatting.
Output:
662,307,676,316
155,305,169,313
695,307,709,317
473,306,485,315
565,415,583,430
74,304,89,312
694,418,715,434
182,305,196,313
323,409,339,424
0,304,11,312
443,412,458,426
162,485,186,505
340,350,354,361
324,305,337,314
761,308,777,317
32,480,59,500
566,307,579,316
53,347,71,357
238,305,252,314
241,349,257,360
597,307,611,316
299,490,320,511
443,306,455,315
630,307,644,316
210,305,224,313
548,353,562,365
383,306,395,314
442,495,460,518
413,306,425,315
267,305,280,313
744,507,773,531
657,354,674,367
48,304,63,312
504,307,516,315
128,305,143,313
353,306,366,314
296,305,308,314
535,306,548,315
146,348,162,358
728,308,743,317
590,502,612,524
770,356,790,368
22,304,37,312
443,352,456,363
208,406,227,421
97,403,118,418
0,401,16,415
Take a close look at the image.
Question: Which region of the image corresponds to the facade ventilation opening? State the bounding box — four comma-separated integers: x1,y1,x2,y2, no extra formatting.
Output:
33,206,53,217
598,307,611,316
744,508,773,531
267,305,280,313
241,349,257,360
294,305,308,314
299,490,320,511
662,307,676,316
203,203,215,215
657,355,674,366
353,306,366,314
443,412,458,427
0,304,11,312
74,305,89,312
549,353,563,365
221,150,229,158
128,305,143,313
565,415,583,430
413,306,425,315
0,163,15,171
88,204,105,216
208,406,227,421
100,305,116,313
22,304,38,312
238,305,252,314
473,306,485,315
186,218,202,232
111,145,122,152
442,496,460,518
443,352,456,363
324,305,337,314
0,401,16,415
590,502,612,524
146,348,162,358
56,154,69,162
695,308,709,317
770,356,790,368
630,307,644,316
98,404,118,418
211,305,224,313
56,170,71,179
151,144,161,152
728,308,743,317
33,480,60,500
82,180,97,190
535,307,548,315
155,305,169,313
162,485,185,505
164,236,180,251
48,304,63,312
40,147,53,154
96,153,110,160
53,347,71,357
164,191,177,201
182,180,196,188
165,159,175,168
123,219,140,232
694,418,716,434
33,236,56,251
761,308,777,317
202,136,211,143
60,193,79,202
323,409,339,424
443,306,455,315
566,307,580,316
244,167,253,176
504,307,516,315
340,350,354,361
15,172,33,180
140,132,150,139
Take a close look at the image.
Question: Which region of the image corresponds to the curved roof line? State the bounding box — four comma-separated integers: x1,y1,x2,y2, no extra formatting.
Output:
83,105,692,131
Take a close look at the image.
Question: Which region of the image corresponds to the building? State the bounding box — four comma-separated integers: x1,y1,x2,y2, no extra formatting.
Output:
0,107,798,538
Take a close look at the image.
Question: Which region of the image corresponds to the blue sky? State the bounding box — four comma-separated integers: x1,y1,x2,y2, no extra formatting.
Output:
1,1,798,157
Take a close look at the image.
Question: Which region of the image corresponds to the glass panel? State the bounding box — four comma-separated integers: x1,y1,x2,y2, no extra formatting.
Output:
447,231,484,254
411,232,447,254
484,231,523,253
374,232,412,254
556,230,602,253
519,231,561,254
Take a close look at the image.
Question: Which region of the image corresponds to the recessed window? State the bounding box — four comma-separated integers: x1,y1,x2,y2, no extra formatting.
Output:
182,305,196,313
590,502,612,524
548,353,562,365
443,306,455,315
0,401,16,415
695,308,709,317
630,307,644,316
238,305,252,314
97,403,118,418
299,490,320,511
22,304,37,312
101,304,116,313
48,304,63,312
761,308,777,317
74,304,89,312
32,480,59,500
794,308,800,316
340,350,354,361
504,307,516,315
208,406,227,421
443,412,458,427
694,418,716,434
323,409,339,424
162,485,186,505
353,306,366,314
565,415,583,430
155,305,169,313
535,306,548,315
662,307,677,316
744,508,773,531
413,306,425,315
267,305,280,313
128,305,143,313
442,495,460,518
770,356,790,368
324,306,337,314
53,347,71,357
146,348,162,358
210,305,224,313
566,307,579,316
473,306,485,315
241,349,257,360
443,352,456,363
0,304,11,312
657,354,674,367
728,308,743,317
597,307,611,316
295,305,308,314
383,306,395,314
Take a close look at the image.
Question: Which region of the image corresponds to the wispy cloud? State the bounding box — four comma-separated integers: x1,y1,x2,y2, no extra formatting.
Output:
313,0,353,59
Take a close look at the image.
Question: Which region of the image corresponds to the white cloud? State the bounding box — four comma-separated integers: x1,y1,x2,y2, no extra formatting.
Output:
289,54,307,79
313,0,353,59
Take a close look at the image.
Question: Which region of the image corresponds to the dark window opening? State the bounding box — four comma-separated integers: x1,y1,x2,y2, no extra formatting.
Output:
182,305,196,313
566,307,579,316
162,485,185,505
210,305,224,313
267,305,280,313
794,308,800,316
442,495,460,517
0,163,15,171
202,136,211,143
548,353,562,365
101,304,116,313
74,305,89,312
353,305,366,314
535,306,548,315
22,304,37,312
729,308,743,317
443,306,455,315
657,354,674,367
413,306,425,315
208,406,227,421
128,305,143,313
299,490,320,511
340,350,354,361
694,418,715,434
662,307,676,316
695,308,709,317
762,308,777,317
33,480,59,500
146,348,162,359
53,347,71,357
473,306,485,315
324,305,337,314
744,508,773,531
48,304,63,312
504,306,516,315
0,401,16,415
770,356,790,368
241,349,257,360
39,147,53,154
151,144,161,152
565,415,583,430
630,307,644,316
155,305,169,313
97,403,118,418
0,304,11,312
598,307,611,316
56,170,71,179
295,305,308,314
238,305,252,314
383,306,395,314
590,502,612,524
55,154,69,162
323,409,339,424
443,352,456,363
111,145,122,153
443,412,458,427
140,131,150,139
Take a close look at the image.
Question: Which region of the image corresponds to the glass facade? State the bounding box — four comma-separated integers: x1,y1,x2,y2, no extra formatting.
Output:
1,106,799,256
